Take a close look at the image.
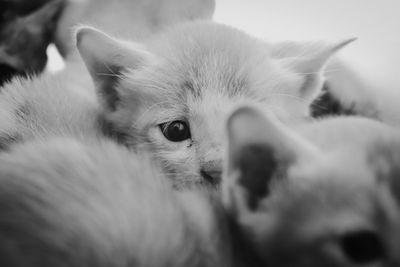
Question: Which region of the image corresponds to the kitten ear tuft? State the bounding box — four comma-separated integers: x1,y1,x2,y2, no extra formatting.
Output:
289,38,357,74
274,38,356,102
224,106,319,213
76,27,153,111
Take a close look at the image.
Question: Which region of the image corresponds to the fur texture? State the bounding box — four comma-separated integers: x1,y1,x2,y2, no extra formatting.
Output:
76,22,352,188
224,107,400,267
0,20,351,188
0,138,231,267
0,73,101,149
1,108,400,267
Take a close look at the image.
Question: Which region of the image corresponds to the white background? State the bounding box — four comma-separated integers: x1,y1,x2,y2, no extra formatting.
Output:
214,0,400,93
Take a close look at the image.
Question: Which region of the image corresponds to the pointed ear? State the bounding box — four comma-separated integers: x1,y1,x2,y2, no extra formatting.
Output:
76,27,153,111
223,106,319,214
273,39,356,101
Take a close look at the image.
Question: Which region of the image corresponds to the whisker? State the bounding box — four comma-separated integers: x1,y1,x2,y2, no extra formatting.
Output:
95,72,124,78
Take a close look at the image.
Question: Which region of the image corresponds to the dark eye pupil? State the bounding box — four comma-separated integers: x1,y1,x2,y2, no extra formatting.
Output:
160,121,191,142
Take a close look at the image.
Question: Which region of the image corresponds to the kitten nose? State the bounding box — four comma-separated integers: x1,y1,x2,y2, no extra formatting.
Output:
200,161,222,185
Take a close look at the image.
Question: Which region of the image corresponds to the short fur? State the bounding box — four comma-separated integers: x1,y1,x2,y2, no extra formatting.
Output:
0,73,101,148
224,107,400,267
0,138,231,267
0,20,351,188
77,22,352,188
2,108,400,267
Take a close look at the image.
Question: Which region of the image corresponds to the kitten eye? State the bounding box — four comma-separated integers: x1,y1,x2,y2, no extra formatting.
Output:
159,120,191,142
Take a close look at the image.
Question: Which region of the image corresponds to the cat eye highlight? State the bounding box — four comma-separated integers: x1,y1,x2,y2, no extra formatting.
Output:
159,120,191,142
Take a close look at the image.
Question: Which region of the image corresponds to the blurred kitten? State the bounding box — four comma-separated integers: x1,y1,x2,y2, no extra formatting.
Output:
0,0,64,86
224,107,400,267
0,137,231,267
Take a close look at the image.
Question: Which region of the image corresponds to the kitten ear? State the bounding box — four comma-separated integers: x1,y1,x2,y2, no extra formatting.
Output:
76,27,152,111
224,106,319,214
273,39,356,101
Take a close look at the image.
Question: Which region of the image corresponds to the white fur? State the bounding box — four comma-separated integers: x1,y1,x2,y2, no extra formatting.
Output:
0,137,231,267
80,21,349,188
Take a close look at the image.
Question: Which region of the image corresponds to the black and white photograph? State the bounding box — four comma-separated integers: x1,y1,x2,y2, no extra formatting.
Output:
0,0,399,266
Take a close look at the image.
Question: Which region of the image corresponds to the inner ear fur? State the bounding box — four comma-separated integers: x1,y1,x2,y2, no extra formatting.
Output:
272,38,356,101
76,26,153,111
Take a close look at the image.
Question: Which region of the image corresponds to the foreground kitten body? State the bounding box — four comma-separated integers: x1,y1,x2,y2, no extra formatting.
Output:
0,138,230,267
1,109,400,267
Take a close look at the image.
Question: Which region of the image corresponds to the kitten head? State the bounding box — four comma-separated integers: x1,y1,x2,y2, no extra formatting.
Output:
76,23,352,189
224,106,400,267
0,0,64,86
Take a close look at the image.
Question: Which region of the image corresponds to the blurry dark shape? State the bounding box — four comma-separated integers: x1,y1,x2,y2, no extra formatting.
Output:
1,0,52,15
0,64,20,87
311,83,357,118
0,0,64,86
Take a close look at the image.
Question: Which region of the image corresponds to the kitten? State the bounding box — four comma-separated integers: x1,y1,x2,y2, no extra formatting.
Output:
311,58,380,120
0,0,64,86
224,106,400,267
0,22,352,188
76,24,353,188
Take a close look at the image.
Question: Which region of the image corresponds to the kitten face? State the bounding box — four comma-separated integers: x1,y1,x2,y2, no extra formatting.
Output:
224,107,400,267
77,23,352,188
251,158,399,267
